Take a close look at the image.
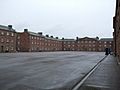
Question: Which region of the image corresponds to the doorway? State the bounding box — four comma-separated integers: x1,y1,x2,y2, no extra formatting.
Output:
1,46,4,52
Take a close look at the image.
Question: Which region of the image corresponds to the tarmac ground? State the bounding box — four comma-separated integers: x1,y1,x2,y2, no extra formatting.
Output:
0,52,105,90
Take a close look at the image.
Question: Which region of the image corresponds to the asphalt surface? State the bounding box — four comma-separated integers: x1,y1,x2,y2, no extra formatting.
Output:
80,55,120,90
0,52,105,90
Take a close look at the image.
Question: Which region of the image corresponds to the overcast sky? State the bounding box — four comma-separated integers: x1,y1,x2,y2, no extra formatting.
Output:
0,0,116,39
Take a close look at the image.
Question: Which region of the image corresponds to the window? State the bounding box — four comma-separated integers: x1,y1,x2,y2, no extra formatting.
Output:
89,41,91,43
17,48,20,50
67,42,70,44
11,47,14,50
93,48,95,51
6,47,9,50
68,45,71,47
85,41,88,43
1,32,4,35
89,45,91,47
1,38,4,42
99,48,101,51
104,42,106,44
11,33,14,36
6,39,9,42
81,41,84,43
11,40,14,43
89,48,91,51
17,36,20,39
18,42,20,44
7,32,9,36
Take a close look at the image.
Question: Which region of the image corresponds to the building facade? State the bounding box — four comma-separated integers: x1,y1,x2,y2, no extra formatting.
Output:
0,25,113,53
113,0,120,61
98,38,113,52
0,25,16,52
17,29,62,52
62,39,76,51
76,37,99,51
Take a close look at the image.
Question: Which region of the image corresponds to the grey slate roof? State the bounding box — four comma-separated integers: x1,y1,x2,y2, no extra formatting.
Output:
28,31,44,37
62,39,75,41
28,31,62,41
0,25,15,32
45,37,62,41
78,37,98,41
100,38,113,41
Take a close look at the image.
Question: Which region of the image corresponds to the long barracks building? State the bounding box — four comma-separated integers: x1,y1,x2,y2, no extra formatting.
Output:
113,0,120,62
0,25,113,53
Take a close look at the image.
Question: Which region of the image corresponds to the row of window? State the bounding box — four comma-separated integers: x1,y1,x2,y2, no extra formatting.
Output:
64,45,75,47
1,38,14,43
30,36,61,43
31,47,61,51
64,42,75,44
0,32,14,36
78,41,96,43
4,47,14,51
77,45,96,47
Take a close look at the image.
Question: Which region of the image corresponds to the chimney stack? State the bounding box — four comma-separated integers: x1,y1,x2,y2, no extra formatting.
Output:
38,32,42,35
24,29,28,32
76,37,79,41
51,36,53,38
56,37,58,39
8,25,12,29
46,35,49,37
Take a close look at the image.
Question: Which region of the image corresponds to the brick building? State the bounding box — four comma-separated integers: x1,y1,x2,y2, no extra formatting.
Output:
0,25,113,53
44,35,62,51
17,29,62,52
113,0,120,61
98,38,113,52
0,25,16,52
62,38,76,51
76,37,99,51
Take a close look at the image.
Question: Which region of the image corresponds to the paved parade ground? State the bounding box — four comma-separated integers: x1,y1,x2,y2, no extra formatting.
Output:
0,52,105,90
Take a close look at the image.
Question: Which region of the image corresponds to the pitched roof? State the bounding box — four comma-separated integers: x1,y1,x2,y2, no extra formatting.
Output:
62,39,75,41
28,31,44,37
78,37,98,41
100,38,113,41
28,31,62,41
44,36,62,41
0,25,15,32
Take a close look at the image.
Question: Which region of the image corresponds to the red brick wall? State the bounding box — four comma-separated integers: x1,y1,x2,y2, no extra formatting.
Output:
0,29,16,52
